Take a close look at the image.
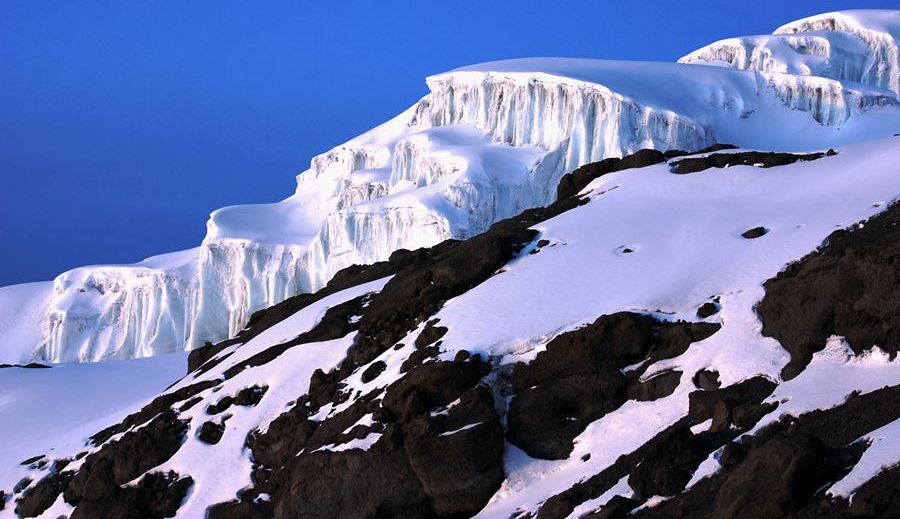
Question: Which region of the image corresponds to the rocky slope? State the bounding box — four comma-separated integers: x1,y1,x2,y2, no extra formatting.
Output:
2,9,900,519
3,136,900,518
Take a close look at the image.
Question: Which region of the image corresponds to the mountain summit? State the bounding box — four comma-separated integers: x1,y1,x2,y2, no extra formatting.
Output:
1,9,899,519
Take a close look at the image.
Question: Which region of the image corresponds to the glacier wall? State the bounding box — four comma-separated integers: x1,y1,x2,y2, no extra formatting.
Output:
19,11,900,363
757,71,896,125
416,73,711,202
680,10,900,97
44,261,195,362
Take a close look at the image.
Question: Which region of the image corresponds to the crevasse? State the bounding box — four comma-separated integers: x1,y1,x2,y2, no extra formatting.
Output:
17,12,900,362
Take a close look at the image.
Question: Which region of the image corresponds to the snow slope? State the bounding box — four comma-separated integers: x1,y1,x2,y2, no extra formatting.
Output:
0,352,187,496
0,283,52,363
2,10,898,364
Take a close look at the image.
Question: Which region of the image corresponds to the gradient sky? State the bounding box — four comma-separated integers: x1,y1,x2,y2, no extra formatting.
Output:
1,1,896,286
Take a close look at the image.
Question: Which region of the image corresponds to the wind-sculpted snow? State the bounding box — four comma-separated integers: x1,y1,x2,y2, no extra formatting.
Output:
4,10,900,363
680,9,900,97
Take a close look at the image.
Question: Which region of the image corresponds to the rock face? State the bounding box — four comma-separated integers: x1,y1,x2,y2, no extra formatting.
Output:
507,312,719,459
267,360,504,519
758,201,900,379
5,125,900,517
669,150,831,175
636,386,900,519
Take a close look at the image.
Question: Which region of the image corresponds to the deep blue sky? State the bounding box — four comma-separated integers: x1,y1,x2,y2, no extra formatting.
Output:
1,1,896,286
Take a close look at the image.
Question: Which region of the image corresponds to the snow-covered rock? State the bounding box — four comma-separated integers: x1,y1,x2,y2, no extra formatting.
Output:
5,137,900,518
3,10,900,363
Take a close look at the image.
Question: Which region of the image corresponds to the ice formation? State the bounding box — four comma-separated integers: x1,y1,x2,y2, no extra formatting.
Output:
679,9,900,97
2,10,899,363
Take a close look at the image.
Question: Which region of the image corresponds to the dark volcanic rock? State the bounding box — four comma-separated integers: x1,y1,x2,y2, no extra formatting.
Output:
636,385,900,519
627,370,682,402
235,385,268,407
586,495,640,518
206,384,267,414
274,425,433,519
15,470,74,518
415,320,448,349
206,395,234,415
670,150,830,175
382,360,490,424
692,369,721,390
208,498,274,519
508,312,719,459
696,301,719,318
19,411,189,517
69,471,193,519
400,345,439,373
197,420,227,445
556,149,668,200
19,455,45,466
65,411,188,505
245,398,319,471
537,377,776,519
403,385,504,516
687,376,777,431
710,433,843,519
628,427,705,499
186,341,230,375
222,294,370,380
91,379,218,446
350,219,538,370
14,477,32,494
810,463,900,518
0,362,50,369
758,202,900,379
509,372,627,459
741,226,768,239
360,360,387,383
553,145,737,202
247,355,502,518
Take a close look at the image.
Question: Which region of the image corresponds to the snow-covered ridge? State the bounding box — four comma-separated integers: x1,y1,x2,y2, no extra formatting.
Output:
3,10,900,363
679,10,900,96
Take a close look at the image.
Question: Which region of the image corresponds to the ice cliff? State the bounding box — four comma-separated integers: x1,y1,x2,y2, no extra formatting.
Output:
2,10,899,363
679,10,900,97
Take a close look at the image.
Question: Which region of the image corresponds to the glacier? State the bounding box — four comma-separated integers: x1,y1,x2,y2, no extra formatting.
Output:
679,9,900,97
2,10,900,363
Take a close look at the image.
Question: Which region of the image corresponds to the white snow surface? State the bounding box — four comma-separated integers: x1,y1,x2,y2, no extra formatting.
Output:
457,137,900,518
567,475,633,518
749,337,900,437
2,10,900,518
3,137,900,518
0,282,52,363
0,277,390,519
828,418,900,498
2,10,899,364
0,352,188,493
